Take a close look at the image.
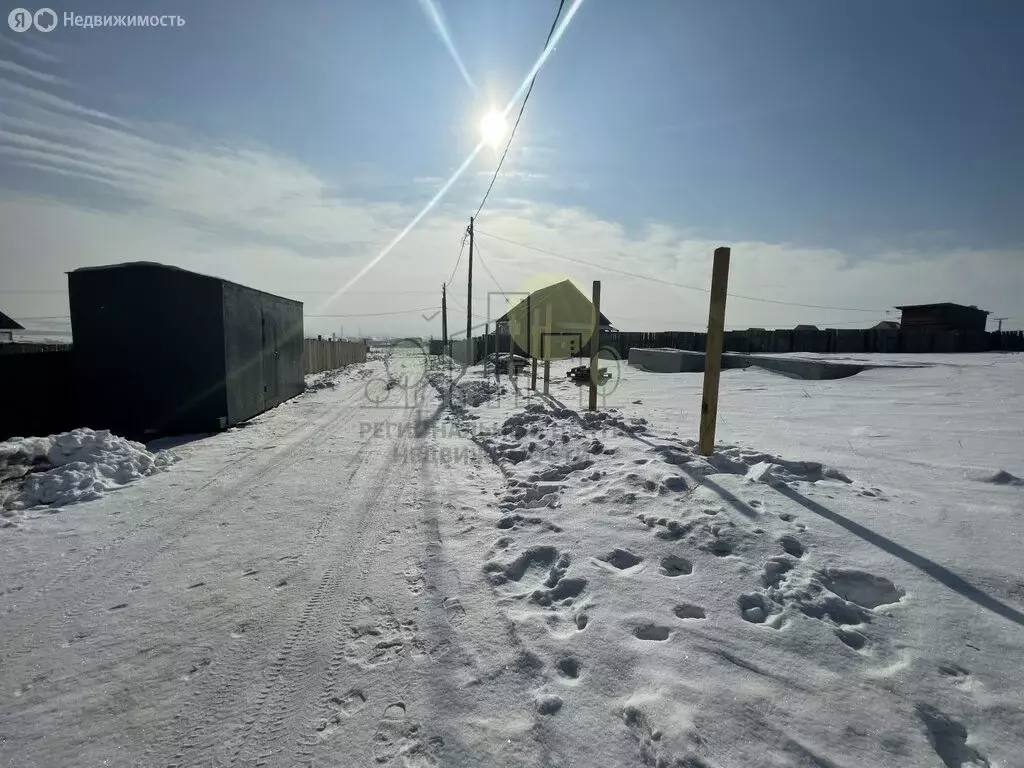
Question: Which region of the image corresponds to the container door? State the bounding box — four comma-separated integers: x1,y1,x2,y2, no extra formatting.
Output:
262,309,279,407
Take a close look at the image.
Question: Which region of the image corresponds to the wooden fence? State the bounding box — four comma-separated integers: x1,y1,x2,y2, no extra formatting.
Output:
0,349,78,441
601,328,1024,358
429,329,1023,364
303,339,367,375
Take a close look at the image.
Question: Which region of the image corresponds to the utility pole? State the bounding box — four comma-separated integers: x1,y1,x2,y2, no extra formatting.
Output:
441,284,448,348
995,317,1008,333
466,217,474,358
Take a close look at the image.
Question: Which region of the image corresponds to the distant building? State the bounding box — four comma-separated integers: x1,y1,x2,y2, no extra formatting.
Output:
872,320,900,331
793,324,819,332
493,279,615,358
895,303,990,333
0,309,24,343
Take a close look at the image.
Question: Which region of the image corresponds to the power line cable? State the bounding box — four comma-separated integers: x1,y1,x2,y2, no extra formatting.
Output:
473,243,508,302
474,0,566,219
446,295,487,320
304,307,438,318
285,290,439,296
475,229,887,313
446,229,468,286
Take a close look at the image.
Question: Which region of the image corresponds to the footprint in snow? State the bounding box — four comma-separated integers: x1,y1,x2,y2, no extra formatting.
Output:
738,593,781,627
317,688,367,738
659,555,693,577
707,538,734,557
761,557,795,589
633,624,671,641
817,568,904,609
916,704,991,768
673,603,707,620
595,548,643,571
372,703,442,765
443,596,467,627
535,693,563,715
835,626,868,651
555,657,581,680
778,535,805,558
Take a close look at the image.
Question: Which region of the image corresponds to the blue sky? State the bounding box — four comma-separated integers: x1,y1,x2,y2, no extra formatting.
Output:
1,0,1022,335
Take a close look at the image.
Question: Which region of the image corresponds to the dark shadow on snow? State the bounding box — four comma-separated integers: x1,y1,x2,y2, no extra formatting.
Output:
680,470,759,519
772,483,1024,629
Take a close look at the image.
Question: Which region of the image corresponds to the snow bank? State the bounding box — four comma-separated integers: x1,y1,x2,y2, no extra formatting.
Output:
0,428,178,512
427,370,506,410
430,356,1023,767
305,371,340,391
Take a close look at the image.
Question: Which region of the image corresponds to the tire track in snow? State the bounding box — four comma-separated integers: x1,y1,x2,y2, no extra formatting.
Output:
294,460,424,767
290,408,442,767
221,406,414,767
6,384,365,611
160,402,384,768
1,383,368,681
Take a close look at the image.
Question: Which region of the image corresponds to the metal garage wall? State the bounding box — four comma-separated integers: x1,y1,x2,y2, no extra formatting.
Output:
69,264,228,440
221,281,266,427
221,283,304,426
259,292,304,410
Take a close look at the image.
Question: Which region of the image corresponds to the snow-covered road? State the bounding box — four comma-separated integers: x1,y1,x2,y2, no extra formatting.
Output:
2,364,529,766
3,351,1023,768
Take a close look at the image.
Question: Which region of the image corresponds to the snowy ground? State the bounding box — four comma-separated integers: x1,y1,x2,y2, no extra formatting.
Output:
1,350,1021,767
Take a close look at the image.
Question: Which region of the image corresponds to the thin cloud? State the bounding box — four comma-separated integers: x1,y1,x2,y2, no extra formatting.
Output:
0,32,61,64
0,82,423,251
0,79,130,127
0,59,68,86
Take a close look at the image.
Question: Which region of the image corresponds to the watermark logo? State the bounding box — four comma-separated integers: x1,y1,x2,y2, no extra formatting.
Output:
7,7,54,32
7,8,185,31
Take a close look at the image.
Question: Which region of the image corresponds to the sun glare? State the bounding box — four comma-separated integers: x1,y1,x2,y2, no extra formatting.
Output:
480,109,507,148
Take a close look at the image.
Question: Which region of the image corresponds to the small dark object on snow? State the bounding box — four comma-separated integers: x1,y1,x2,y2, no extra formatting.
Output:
485,353,529,375
567,365,611,385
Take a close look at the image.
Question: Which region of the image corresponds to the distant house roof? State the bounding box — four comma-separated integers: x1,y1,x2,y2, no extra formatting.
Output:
895,302,990,315
0,310,25,331
793,324,819,331
494,280,614,329
873,320,900,331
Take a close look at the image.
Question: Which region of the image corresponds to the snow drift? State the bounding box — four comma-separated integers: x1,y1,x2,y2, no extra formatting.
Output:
0,428,178,512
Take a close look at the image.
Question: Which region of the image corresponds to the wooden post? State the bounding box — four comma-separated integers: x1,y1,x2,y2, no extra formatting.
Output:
589,280,601,411
543,302,552,395
699,247,731,456
483,322,489,375
530,298,538,391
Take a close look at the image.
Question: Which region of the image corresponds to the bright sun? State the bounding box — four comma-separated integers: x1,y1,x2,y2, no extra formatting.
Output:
480,109,507,148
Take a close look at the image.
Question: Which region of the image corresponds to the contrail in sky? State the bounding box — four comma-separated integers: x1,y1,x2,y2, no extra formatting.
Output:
418,0,477,93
